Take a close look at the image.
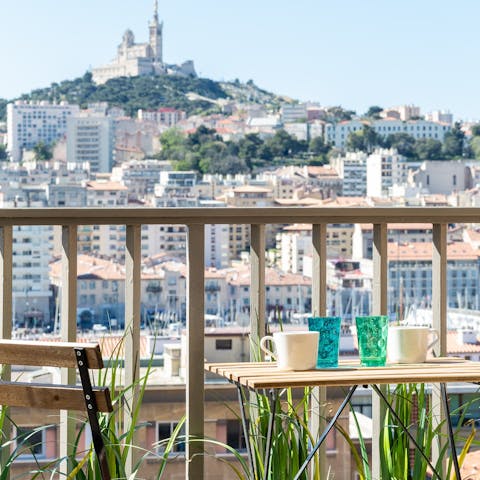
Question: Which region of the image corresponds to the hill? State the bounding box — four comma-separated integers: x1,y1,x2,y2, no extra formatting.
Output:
0,73,283,121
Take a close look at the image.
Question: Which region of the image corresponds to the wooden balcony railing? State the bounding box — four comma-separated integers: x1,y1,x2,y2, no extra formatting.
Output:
0,206,477,479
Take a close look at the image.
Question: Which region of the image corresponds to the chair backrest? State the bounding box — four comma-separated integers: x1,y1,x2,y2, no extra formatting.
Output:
0,339,113,413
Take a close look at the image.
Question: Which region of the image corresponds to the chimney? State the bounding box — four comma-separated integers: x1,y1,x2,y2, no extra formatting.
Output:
164,343,182,377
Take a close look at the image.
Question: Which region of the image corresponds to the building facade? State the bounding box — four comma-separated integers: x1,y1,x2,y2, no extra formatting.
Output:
66,114,114,173
7,101,79,162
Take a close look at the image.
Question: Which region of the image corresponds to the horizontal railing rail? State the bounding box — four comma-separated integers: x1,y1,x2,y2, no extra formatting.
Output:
0,206,478,224
0,206,475,479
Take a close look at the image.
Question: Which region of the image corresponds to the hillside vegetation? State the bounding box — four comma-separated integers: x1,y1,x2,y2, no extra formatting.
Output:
0,73,283,121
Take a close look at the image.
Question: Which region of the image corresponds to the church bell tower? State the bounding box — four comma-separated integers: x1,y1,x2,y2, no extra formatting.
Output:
149,0,163,63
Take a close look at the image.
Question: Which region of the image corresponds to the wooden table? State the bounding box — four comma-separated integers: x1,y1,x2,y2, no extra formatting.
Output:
206,358,480,480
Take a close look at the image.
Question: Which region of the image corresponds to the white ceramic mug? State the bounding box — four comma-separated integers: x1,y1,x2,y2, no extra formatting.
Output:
260,331,319,370
387,326,439,364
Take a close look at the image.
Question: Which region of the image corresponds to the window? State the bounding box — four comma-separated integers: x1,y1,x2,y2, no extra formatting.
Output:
15,426,46,458
226,419,246,451
216,339,232,350
157,422,185,453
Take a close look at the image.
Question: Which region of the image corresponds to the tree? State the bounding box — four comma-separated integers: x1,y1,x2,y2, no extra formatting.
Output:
0,144,7,161
266,129,306,157
384,132,416,159
414,138,443,160
326,106,355,122
470,136,480,160
365,106,383,119
309,136,330,155
186,125,221,149
442,122,465,158
346,125,381,153
471,124,480,137
237,133,264,160
158,128,187,160
33,141,52,161
199,154,248,175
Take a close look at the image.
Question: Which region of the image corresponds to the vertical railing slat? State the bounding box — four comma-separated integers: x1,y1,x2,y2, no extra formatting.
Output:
250,224,266,358
371,223,388,479
186,223,205,480
60,225,77,474
432,223,448,473
124,224,142,476
0,226,12,476
311,224,328,479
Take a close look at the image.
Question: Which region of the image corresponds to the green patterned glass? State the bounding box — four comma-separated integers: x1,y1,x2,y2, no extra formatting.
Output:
308,316,341,368
355,315,389,367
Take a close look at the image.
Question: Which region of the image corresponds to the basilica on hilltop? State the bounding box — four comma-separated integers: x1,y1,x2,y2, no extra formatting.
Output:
92,1,196,84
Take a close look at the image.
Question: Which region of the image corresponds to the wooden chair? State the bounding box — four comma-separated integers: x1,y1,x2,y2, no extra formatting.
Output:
0,339,113,480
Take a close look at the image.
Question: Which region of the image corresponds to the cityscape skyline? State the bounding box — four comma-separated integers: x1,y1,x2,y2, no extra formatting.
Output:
1,0,479,120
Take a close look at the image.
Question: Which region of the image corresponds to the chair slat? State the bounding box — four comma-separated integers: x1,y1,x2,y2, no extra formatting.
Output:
0,382,113,412
0,340,103,368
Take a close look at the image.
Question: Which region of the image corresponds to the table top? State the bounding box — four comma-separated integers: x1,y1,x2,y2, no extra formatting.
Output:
205,358,480,389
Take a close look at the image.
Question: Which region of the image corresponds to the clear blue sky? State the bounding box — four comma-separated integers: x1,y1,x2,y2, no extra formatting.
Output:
1,0,478,120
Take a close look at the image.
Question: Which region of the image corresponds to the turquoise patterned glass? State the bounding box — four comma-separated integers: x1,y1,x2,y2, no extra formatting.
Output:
308,316,341,368
355,315,389,367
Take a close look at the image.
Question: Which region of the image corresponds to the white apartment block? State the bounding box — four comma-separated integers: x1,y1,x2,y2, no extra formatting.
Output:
327,119,451,149
67,115,114,173
0,188,53,325
280,103,308,123
412,160,474,195
7,101,80,162
12,225,53,327
373,119,450,142
154,171,198,207
86,180,129,260
111,159,171,200
366,148,408,198
138,108,186,126
425,110,453,125
205,223,230,269
278,223,355,274
330,151,367,197
284,122,308,141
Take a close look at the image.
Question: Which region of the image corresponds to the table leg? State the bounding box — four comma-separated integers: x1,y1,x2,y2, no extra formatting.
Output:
440,383,462,480
293,385,358,480
371,384,442,480
263,389,277,480
236,384,255,479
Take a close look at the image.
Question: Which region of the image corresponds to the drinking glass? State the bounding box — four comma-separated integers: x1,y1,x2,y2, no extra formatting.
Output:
308,316,341,368
355,315,389,367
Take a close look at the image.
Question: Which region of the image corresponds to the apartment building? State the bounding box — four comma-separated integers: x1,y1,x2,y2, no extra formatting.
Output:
154,171,198,207
326,118,451,149
7,101,79,162
366,148,409,197
227,265,312,321
279,223,355,274
388,241,479,313
66,114,114,173
138,107,187,126
330,151,368,197
259,165,342,200
280,103,307,123
111,159,171,200
412,160,474,195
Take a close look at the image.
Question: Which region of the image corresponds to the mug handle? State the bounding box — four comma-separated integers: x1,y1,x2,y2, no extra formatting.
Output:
260,335,277,360
428,329,439,350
